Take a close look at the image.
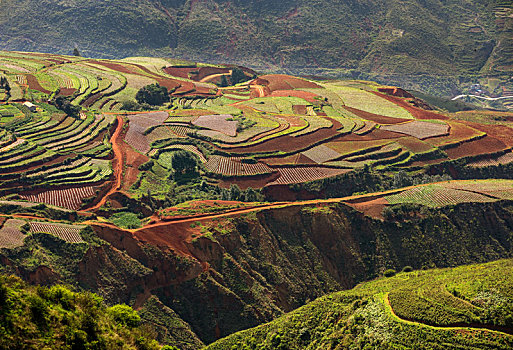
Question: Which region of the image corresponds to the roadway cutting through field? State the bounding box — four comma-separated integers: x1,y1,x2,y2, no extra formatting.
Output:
107,179,488,232
84,114,124,211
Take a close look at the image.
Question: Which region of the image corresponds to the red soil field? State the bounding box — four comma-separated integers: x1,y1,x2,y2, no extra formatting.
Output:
133,222,202,256
270,90,320,104
221,118,342,154
83,93,102,108
344,106,409,125
257,74,322,91
445,136,508,159
192,67,231,82
372,91,448,121
58,88,77,96
462,121,513,147
425,121,483,148
345,197,388,219
266,166,351,186
25,74,51,94
292,105,308,115
163,67,197,79
396,137,435,153
275,114,307,127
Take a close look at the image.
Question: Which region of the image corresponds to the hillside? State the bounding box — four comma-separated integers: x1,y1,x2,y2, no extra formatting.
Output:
0,1,512,82
1,180,513,348
1,51,513,348
206,259,513,350
0,274,159,349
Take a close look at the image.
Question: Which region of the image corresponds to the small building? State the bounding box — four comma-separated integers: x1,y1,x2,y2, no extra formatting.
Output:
23,101,37,112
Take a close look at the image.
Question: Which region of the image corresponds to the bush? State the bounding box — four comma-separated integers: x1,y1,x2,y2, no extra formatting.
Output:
135,83,170,106
384,269,396,277
107,304,141,328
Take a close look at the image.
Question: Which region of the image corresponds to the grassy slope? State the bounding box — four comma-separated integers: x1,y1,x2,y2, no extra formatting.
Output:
0,0,509,78
205,259,513,350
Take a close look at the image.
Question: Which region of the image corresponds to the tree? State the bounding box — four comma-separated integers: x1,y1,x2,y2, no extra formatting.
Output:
73,48,81,57
171,151,197,175
229,184,241,201
53,96,81,117
219,74,229,87
135,83,170,106
230,67,248,85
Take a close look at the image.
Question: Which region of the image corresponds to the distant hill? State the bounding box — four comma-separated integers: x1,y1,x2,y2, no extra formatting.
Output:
0,0,512,79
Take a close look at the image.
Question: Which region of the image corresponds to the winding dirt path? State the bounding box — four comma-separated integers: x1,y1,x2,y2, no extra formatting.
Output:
84,115,124,211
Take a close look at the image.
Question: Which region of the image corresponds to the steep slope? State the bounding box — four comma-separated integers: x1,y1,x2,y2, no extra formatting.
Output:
205,259,513,350
2,196,513,348
0,0,510,78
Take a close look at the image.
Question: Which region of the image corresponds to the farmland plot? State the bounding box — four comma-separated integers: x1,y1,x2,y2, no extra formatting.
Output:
0,219,26,248
21,186,97,210
381,121,450,139
206,156,273,176
301,145,342,164
266,167,351,185
324,84,413,119
192,115,238,137
386,185,495,207
29,222,85,243
467,151,513,167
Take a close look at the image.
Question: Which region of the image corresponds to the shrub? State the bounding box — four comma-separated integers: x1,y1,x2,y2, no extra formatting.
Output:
402,266,413,272
384,269,396,277
107,304,141,328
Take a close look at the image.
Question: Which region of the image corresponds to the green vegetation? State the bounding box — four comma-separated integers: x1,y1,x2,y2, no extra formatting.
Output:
111,212,142,229
136,83,170,106
206,259,513,350
0,274,159,349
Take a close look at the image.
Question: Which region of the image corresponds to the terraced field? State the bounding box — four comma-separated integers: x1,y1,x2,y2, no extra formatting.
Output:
1,50,513,209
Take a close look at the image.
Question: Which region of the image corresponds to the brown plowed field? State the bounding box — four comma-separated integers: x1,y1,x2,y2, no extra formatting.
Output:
292,105,308,115
26,74,51,94
258,74,322,91
445,136,508,159
463,122,513,147
346,197,388,219
344,106,409,125
396,137,435,153
163,67,197,79
58,88,77,96
222,118,342,154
